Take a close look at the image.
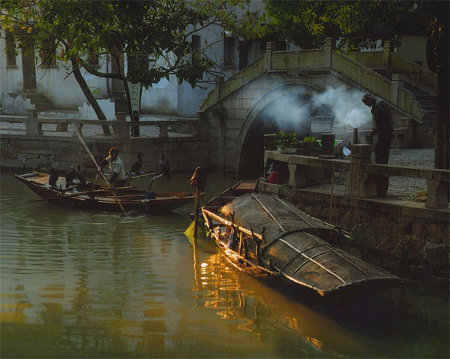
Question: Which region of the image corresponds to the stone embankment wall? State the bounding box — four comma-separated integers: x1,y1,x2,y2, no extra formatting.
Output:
258,181,449,336
258,181,448,282
0,134,209,174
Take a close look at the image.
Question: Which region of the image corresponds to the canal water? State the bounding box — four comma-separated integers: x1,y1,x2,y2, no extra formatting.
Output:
1,170,448,358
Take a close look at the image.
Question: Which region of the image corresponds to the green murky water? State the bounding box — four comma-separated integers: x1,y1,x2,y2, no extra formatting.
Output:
0,170,447,358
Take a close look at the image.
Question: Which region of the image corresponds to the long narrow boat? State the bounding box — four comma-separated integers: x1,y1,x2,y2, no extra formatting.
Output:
16,171,202,213
201,184,407,296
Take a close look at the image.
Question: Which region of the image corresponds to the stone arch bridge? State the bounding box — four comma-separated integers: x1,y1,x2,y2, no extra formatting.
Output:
200,40,437,177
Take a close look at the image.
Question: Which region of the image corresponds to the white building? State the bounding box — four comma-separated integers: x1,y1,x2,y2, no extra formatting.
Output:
0,2,267,119
0,1,430,119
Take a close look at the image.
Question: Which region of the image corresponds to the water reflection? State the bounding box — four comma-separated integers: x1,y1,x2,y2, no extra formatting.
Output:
1,171,448,358
191,241,448,358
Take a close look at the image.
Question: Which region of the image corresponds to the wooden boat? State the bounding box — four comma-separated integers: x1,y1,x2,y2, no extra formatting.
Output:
127,171,159,191
201,184,407,296
16,171,202,213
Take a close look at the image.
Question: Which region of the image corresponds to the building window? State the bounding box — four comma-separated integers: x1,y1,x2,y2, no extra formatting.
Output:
239,41,249,70
128,52,148,74
40,37,56,67
192,35,200,63
5,32,17,67
224,36,235,68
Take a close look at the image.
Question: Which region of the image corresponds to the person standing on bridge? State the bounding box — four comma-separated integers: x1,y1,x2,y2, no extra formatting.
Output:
98,147,127,187
362,93,394,196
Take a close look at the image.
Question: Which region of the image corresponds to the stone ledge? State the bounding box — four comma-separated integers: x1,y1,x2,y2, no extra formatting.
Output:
257,181,449,224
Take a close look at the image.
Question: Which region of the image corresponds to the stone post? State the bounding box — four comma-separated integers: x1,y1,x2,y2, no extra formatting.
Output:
324,38,336,68
345,144,377,198
426,179,449,209
158,123,168,138
391,73,403,106
383,40,391,69
56,122,68,132
264,42,276,70
112,113,129,141
288,163,307,187
71,120,84,138
25,109,42,137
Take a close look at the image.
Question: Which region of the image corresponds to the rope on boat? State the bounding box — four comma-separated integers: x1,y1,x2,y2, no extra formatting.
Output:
272,196,314,228
277,237,347,284
251,194,285,231
259,195,371,278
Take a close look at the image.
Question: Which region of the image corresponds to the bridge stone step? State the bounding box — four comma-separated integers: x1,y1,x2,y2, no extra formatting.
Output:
9,92,54,113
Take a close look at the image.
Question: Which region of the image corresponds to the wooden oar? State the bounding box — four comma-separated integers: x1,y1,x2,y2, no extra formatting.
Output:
73,127,127,215
130,171,159,180
30,186,133,202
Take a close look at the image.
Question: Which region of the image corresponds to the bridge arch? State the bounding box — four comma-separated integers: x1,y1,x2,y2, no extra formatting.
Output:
232,83,327,176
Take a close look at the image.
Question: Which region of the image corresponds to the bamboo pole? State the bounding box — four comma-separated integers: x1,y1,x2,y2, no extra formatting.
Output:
30,186,133,202
74,127,127,215
193,186,200,238
130,171,159,180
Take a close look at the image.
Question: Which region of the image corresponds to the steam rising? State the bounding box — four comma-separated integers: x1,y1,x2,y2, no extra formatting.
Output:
312,86,372,128
262,93,311,129
256,84,372,132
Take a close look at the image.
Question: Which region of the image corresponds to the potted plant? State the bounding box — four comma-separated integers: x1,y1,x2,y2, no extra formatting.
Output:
301,136,317,155
275,131,299,154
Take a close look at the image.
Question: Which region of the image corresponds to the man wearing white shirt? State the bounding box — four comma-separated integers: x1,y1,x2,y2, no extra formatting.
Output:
98,147,127,187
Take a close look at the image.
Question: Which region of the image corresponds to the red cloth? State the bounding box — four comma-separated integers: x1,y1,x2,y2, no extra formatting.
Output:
268,171,280,184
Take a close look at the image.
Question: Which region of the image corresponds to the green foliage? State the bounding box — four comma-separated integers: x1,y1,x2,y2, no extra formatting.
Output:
1,0,247,116
263,0,436,51
302,136,317,143
275,131,298,148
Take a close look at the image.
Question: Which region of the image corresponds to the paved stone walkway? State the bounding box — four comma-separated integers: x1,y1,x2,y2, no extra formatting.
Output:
387,149,434,200
331,148,435,201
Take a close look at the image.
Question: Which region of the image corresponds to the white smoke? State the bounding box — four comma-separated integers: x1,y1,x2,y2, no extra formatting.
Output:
262,90,312,129
312,86,371,128
241,81,372,136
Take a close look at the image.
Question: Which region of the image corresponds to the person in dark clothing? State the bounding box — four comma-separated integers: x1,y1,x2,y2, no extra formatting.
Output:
362,93,394,163
362,93,394,195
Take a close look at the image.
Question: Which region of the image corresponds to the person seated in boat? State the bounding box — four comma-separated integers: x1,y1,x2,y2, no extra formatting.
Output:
130,152,144,176
98,147,127,187
227,227,237,249
65,165,87,188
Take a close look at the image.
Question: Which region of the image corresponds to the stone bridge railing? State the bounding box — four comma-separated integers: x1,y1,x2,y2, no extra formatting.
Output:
202,39,436,124
348,50,438,95
0,112,206,140
265,145,449,210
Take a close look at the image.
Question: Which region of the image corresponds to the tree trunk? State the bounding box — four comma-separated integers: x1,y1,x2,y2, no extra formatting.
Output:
71,57,111,135
427,6,449,169
435,66,449,169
